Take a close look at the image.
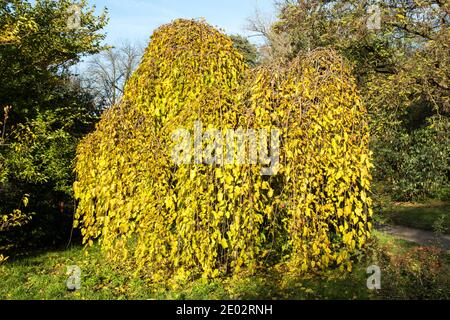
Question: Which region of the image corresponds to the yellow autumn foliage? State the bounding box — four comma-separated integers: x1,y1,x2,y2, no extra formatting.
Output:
74,19,373,282
0,16,37,44
249,52,373,272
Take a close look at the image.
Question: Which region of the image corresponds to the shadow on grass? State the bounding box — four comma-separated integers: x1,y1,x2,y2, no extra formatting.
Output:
381,200,450,234
1,232,448,300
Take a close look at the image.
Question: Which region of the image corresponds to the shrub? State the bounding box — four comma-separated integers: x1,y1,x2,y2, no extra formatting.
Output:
0,196,31,262
378,245,449,300
372,116,449,201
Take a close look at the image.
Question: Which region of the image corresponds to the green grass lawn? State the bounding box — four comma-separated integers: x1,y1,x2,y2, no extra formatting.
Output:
1,231,448,300
0,244,373,300
380,200,450,234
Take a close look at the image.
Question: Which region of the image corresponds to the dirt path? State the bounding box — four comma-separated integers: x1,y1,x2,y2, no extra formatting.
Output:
378,225,450,250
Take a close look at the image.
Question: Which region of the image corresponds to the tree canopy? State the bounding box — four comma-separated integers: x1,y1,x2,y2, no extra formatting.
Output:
0,0,107,252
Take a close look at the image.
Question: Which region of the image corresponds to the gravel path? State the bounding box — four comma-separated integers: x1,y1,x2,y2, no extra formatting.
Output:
378,225,450,250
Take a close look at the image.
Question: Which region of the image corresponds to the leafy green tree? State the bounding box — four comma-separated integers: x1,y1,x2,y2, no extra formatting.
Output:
0,0,108,251
0,0,108,124
230,34,259,67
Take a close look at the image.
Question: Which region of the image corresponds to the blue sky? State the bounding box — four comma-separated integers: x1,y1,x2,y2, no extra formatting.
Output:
87,0,278,46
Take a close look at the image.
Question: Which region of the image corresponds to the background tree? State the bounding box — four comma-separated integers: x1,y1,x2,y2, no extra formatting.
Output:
85,41,144,108
230,34,260,67
0,0,108,253
252,0,450,201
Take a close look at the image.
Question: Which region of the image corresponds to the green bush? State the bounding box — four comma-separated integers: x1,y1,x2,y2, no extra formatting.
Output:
372,116,449,201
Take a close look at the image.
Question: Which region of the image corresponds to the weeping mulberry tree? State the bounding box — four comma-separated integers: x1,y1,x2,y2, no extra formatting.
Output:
74,19,373,282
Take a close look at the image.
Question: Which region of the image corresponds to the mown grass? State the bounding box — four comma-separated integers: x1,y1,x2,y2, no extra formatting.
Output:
380,200,450,233
0,232,447,300
0,244,373,300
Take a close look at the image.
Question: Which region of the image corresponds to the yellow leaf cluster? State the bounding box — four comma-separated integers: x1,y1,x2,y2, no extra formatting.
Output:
74,19,373,282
